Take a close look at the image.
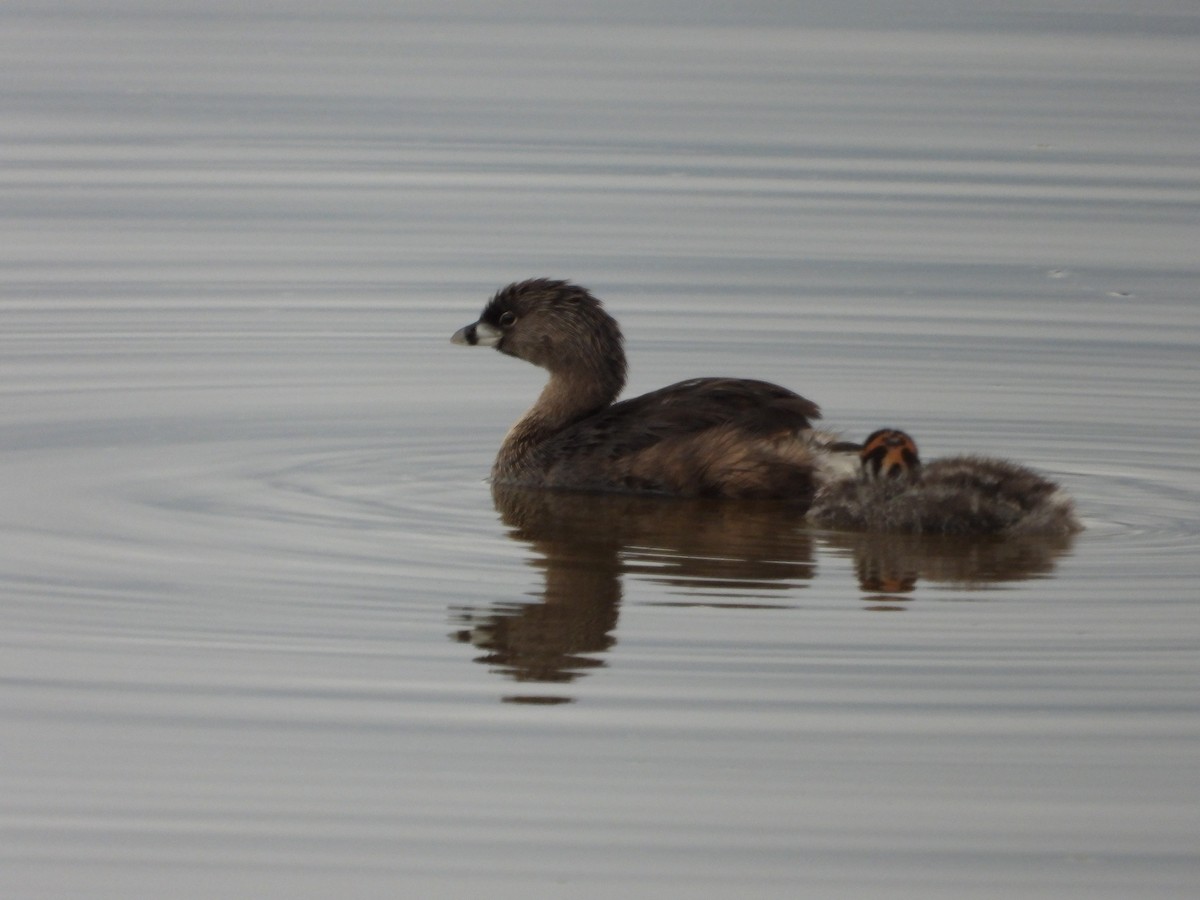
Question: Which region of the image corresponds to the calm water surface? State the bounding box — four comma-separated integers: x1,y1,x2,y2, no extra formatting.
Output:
3,3,1199,898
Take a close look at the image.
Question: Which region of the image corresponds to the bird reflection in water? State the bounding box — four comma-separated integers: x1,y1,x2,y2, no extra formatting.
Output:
450,485,815,701
817,529,1077,610
451,485,1075,699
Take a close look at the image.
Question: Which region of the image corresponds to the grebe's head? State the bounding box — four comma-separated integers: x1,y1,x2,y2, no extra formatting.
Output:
452,279,625,380
860,428,921,482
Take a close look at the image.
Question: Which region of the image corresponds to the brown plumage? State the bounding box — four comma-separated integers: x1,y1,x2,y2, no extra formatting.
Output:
809,429,1082,536
452,279,851,502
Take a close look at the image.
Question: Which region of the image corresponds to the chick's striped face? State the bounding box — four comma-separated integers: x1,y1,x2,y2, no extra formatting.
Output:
860,429,921,482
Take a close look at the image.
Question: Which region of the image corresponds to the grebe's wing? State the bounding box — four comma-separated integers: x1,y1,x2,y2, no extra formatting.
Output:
530,378,825,498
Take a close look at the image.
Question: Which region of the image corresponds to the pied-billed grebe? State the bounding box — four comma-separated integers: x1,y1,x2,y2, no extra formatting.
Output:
452,279,855,503
809,428,1082,536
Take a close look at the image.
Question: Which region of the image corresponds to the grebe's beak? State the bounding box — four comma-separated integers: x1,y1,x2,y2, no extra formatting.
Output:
451,320,502,347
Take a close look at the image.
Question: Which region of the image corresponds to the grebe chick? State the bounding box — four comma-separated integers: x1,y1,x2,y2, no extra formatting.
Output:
452,279,854,503
808,429,1082,536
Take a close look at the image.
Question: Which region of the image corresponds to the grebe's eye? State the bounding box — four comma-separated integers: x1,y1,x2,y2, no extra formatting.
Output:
498,311,517,328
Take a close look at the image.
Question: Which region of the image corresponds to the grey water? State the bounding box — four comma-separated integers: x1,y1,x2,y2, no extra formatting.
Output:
3,2,1199,898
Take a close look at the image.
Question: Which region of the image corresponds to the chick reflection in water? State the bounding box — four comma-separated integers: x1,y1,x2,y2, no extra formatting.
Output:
450,485,816,688
820,530,1078,600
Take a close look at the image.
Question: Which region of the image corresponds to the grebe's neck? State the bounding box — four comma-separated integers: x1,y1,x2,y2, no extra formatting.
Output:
494,360,625,479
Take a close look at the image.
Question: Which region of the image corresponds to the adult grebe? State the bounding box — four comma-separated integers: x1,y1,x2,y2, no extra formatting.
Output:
452,279,855,503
